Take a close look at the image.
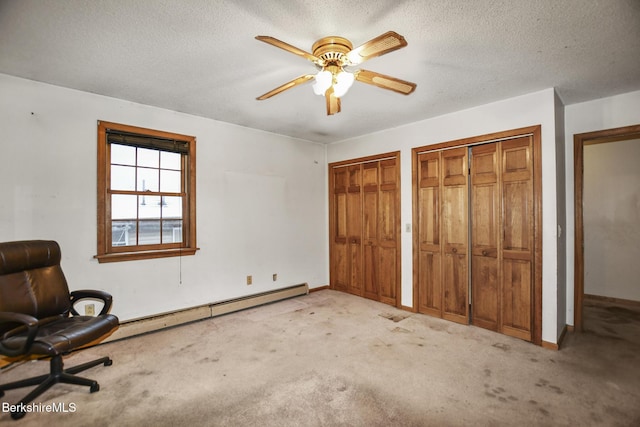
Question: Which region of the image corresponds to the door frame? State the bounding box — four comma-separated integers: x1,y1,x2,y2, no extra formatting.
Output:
573,124,640,332
412,125,542,345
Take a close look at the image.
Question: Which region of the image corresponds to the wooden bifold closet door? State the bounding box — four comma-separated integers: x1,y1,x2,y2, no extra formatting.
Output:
417,147,469,324
495,137,535,341
415,133,537,342
330,153,400,306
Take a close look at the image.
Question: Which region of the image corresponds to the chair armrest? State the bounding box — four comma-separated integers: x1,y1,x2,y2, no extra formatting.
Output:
69,289,114,316
0,312,39,357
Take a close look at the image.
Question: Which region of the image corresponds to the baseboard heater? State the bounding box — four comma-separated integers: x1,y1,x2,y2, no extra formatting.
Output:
102,283,309,343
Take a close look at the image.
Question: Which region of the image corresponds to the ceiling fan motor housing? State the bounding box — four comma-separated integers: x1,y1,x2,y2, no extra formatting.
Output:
312,36,353,66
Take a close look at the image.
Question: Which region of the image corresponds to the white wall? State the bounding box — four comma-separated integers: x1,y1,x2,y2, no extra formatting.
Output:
564,90,640,324
0,73,329,321
327,88,560,344
11,71,639,344
554,91,567,338
583,139,640,301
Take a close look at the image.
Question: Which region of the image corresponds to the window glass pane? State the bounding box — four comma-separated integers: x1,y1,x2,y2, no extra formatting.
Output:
161,196,182,219
137,147,159,168
112,194,137,220
139,196,161,219
111,144,135,166
162,219,183,243
111,165,136,191
161,151,181,170
139,220,161,245
112,220,137,246
160,169,181,193
137,167,159,192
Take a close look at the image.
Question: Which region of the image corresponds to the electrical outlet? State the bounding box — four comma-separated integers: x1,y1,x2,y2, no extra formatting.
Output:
85,304,95,316
246,275,252,285
273,273,277,281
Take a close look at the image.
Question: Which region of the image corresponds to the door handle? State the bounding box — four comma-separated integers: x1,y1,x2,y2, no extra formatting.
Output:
452,247,457,254
482,250,488,256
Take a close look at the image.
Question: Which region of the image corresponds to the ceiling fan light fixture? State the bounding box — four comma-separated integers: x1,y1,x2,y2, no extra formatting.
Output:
312,70,332,95
333,70,354,98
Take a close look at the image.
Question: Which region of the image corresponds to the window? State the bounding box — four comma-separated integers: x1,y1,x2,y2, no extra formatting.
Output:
96,121,197,263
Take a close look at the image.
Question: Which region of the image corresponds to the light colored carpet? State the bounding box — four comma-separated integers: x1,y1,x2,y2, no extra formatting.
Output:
1,290,639,426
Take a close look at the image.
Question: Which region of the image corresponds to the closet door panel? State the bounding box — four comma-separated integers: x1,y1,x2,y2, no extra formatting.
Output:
443,186,467,249
501,137,533,341
443,251,468,320
378,159,398,304
472,184,498,251
379,161,397,243
332,168,349,291
442,148,468,324
418,251,442,315
417,180,441,314
443,149,467,186
418,186,442,317
503,181,531,253
363,248,378,299
502,137,532,182
502,259,532,340
379,246,397,305
363,238,377,299
417,152,442,316
419,187,439,248
347,165,363,295
333,245,348,291
472,257,499,329
363,163,379,300
348,241,362,295
471,143,500,331
362,185,377,239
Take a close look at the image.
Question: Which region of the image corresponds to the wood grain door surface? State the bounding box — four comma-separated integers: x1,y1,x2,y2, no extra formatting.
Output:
330,154,400,307
417,148,469,324
417,136,535,341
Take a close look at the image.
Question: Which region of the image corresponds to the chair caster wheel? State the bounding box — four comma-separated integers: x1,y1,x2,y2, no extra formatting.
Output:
11,410,26,420
90,383,100,393
104,359,113,366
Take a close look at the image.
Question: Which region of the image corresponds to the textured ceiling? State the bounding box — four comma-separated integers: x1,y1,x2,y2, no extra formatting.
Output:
1,0,639,143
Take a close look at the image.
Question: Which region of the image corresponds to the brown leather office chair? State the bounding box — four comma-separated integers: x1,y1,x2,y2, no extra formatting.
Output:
0,240,119,420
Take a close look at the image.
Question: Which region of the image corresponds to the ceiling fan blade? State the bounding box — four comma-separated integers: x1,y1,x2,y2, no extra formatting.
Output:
325,88,341,115
255,36,322,65
354,69,416,95
256,74,315,100
347,31,408,65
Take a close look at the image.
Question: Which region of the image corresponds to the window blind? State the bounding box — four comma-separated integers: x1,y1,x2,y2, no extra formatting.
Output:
106,129,189,154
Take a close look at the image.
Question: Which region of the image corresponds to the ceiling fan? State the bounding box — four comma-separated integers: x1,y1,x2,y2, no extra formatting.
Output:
255,31,417,115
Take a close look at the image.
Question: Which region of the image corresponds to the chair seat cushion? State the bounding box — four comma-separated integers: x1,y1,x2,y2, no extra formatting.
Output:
2,315,119,356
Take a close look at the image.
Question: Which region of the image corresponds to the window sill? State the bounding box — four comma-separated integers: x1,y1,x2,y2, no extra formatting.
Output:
95,247,198,263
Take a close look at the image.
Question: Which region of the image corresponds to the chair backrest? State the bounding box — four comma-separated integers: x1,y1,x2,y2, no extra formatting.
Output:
0,240,71,334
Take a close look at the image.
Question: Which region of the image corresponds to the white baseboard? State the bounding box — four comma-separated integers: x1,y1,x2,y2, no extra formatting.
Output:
103,283,309,343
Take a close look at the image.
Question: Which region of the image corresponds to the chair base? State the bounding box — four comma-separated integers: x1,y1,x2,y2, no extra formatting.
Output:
0,355,112,420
